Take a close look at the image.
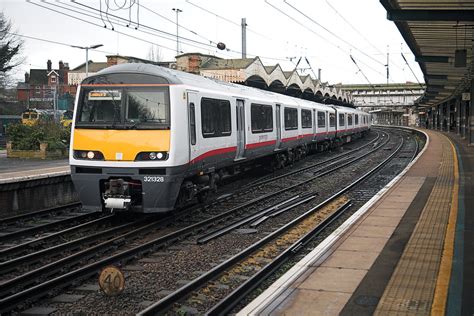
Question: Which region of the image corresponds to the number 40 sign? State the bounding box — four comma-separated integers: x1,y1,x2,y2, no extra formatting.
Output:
98,266,125,296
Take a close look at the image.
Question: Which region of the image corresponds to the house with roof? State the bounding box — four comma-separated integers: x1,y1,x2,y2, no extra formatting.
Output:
17,60,75,109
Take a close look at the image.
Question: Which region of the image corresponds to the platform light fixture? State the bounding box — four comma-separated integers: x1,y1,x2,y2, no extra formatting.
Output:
71,44,104,77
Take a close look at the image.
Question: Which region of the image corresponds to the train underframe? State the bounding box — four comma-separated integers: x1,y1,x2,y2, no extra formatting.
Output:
175,130,367,209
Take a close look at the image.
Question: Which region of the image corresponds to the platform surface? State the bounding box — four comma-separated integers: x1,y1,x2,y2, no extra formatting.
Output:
0,152,69,184
239,128,472,315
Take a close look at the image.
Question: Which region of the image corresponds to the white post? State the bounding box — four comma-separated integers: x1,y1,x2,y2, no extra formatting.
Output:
172,8,182,56
85,47,89,77
241,18,247,58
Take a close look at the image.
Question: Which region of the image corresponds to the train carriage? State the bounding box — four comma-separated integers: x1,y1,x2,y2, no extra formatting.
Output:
70,63,370,213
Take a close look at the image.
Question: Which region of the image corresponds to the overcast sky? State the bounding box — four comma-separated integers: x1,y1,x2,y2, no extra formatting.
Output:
1,0,425,85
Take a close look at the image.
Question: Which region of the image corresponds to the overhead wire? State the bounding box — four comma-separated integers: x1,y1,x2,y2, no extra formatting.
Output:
27,0,179,53
6,32,117,55
138,3,222,48
401,52,424,88
264,0,386,79
48,0,236,57
350,55,374,88
325,0,407,73
281,0,407,83
71,0,224,51
185,0,270,39
283,0,386,67
106,0,135,11
325,0,384,56
27,0,398,84
186,0,400,82
184,0,309,54
68,0,292,63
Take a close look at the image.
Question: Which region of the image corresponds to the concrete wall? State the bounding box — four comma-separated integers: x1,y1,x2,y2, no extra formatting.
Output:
0,175,78,218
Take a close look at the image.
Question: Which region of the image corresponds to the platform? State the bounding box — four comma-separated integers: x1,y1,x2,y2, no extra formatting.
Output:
239,129,473,315
0,151,69,184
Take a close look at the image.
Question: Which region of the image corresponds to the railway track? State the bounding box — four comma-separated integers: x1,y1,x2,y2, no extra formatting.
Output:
1,128,418,314
0,203,99,246
138,129,411,315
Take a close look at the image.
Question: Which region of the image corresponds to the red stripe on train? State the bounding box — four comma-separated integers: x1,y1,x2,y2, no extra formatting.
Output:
245,140,277,149
191,146,237,163
282,136,299,143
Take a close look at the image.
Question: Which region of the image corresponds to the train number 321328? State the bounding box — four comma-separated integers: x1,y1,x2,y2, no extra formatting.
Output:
143,176,165,182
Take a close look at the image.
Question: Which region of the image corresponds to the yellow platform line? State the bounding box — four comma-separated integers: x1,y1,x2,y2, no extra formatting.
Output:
431,138,459,315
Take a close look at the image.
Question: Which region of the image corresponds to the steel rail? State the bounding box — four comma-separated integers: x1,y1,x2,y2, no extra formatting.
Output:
195,132,390,244
196,192,318,244
0,211,100,243
206,201,353,315
0,215,171,298
0,188,313,310
0,215,115,259
0,216,150,274
0,202,81,226
138,135,406,315
243,131,382,189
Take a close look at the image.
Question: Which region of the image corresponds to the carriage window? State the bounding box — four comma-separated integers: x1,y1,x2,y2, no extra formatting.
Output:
201,97,231,138
317,111,326,128
301,109,312,129
284,107,298,130
348,114,353,126
189,103,196,145
329,113,336,127
339,113,345,126
355,114,359,125
251,103,273,133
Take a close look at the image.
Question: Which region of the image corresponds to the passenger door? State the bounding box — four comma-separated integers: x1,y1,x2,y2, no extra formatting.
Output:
312,109,317,140
187,91,198,163
235,99,246,160
325,111,329,134
276,104,282,149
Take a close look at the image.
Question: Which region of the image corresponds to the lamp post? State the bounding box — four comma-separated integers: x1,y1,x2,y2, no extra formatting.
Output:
71,44,104,77
172,8,182,56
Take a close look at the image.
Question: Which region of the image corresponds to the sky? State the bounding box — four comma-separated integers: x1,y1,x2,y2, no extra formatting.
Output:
1,0,425,86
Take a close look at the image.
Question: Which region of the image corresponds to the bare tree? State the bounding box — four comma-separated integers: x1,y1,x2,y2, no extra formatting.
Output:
0,12,23,87
147,45,163,62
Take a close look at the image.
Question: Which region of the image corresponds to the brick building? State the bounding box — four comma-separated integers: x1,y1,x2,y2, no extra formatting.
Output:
17,60,76,110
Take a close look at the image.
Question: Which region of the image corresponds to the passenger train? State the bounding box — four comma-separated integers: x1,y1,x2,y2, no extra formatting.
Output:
69,63,370,213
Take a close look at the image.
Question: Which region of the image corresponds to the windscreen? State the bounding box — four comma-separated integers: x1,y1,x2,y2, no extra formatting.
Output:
76,87,170,129
75,72,171,129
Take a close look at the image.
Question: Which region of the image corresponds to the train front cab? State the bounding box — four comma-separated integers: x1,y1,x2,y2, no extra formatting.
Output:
70,72,186,213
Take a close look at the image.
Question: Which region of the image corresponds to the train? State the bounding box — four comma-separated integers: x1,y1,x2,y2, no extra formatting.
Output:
21,109,54,125
69,63,371,213
21,108,73,128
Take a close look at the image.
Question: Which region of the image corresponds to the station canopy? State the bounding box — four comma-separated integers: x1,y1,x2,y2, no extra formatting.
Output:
380,0,474,108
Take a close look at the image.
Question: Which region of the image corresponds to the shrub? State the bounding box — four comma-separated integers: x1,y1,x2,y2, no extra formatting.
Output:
7,122,70,152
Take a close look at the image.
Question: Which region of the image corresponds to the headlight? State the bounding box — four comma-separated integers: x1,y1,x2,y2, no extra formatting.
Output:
74,150,104,160
135,151,168,161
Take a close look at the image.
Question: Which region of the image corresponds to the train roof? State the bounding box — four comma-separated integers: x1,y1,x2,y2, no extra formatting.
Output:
92,63,363,114
93,63,296,102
